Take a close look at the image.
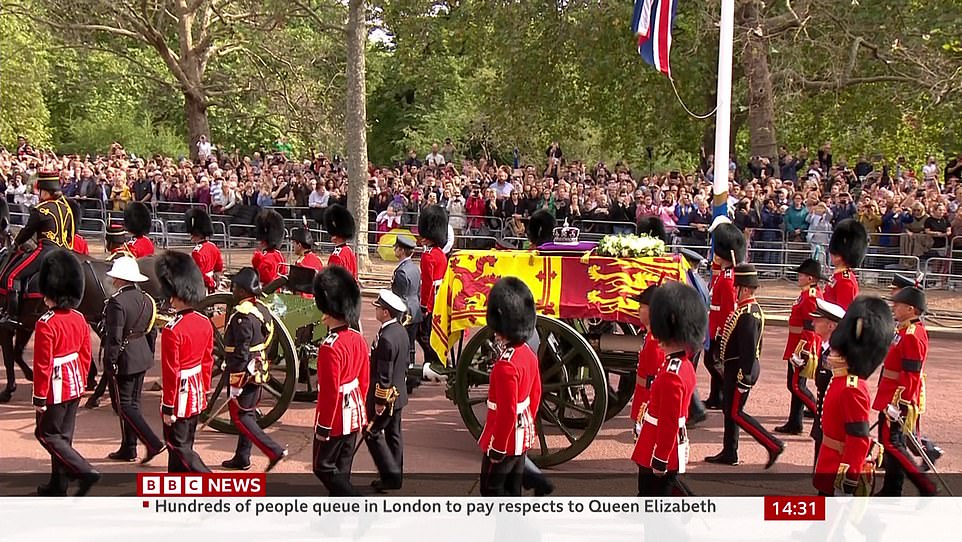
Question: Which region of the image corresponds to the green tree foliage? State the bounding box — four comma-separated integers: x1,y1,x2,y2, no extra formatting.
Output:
0,9,51,146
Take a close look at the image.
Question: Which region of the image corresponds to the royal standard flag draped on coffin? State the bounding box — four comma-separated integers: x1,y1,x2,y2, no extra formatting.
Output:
430,250,690,363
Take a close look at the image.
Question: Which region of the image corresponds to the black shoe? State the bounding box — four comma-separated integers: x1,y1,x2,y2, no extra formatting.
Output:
140,445,166,465
221,457,251,471
773,424,803,435
0,385,15,403
687,412,708,426
921,446,944,472
108,451,137,462
84,396,101,409
75,472,101,496
37,483,67,497
766,442,786,470
266,449,288,473
534,480,555,497
704,452,739,465
704,399,722,410
371,479,402,493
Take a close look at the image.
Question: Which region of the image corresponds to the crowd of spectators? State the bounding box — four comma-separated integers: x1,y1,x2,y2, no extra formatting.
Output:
2,135,962,272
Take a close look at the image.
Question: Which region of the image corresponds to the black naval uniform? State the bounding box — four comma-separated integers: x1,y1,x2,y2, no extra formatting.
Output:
810,342,832,464
224,298,286,466
391,254,421,368
104,284,164,459
364,317,410,490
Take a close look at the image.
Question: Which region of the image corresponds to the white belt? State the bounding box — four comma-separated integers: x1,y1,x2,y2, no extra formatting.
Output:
709,304,720,311
180,364,202,378
204,271,214,277
339,378,359,394
486,397,530,412
53,352,78,367
643,412,686,427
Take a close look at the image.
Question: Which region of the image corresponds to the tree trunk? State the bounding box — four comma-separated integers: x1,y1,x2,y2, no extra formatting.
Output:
345,0,369,272
738,0,778,163
185,91,209,161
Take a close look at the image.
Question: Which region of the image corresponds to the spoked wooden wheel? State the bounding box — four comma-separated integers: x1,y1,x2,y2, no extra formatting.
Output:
197,293,299,433
572,320,638,422
454,316,607,467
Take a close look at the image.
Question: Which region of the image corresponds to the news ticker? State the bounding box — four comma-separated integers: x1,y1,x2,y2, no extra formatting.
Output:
2,493,961,540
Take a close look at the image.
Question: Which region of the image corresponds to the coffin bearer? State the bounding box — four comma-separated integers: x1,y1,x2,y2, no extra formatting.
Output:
123,202,155,258
312,266,369,496
292,224,323,271
808,298,845,464
629,285,664,441
704,217,745,409
632,282,706,496
873,286,937,496
186,208,224,293
706,263,785,468
365,290,411,492
813,297,893,496
156,252,214,473
774,258,823,435
417,205,449,372
324,204,358,279
32,250,100,496
252,209,286,285
527,210,555,248
390,234,421,383
103,256,165,464
479,278,541,496
221,267,288,472
824,219,867,310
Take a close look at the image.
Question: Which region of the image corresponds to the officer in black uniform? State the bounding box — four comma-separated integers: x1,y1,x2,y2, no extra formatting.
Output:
105,224,133,260
102,256,166,464
221,267,288,472
391,234,421,368
365,289,411,492
808,298,844,465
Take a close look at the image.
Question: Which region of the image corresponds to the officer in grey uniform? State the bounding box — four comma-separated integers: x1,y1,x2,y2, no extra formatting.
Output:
391,234,421,371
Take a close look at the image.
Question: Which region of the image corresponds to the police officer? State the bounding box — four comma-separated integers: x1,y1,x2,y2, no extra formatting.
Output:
32,250,100,496
324,204,358,279
808,298,845,464
155,251,214,473
102,256,165,464
221,267,288,472
705,217,745,409
312,266,369,496
391,234,421,373
824,219,867,310
706,263,785,469
187,208,224,293
365,290,411,492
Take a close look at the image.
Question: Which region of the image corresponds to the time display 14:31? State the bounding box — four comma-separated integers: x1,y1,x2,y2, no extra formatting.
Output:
764,496,825,521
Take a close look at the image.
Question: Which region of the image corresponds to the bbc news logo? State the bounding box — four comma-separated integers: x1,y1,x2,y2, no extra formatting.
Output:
138,473,266,497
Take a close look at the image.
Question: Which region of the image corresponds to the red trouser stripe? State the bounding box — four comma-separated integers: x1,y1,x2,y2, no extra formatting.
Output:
229,397,279,461
731,389,779,452
35,412,80,475
6,247,42,290
790,366,817,414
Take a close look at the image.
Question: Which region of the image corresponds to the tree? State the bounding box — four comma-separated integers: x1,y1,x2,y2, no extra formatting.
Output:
0,6,51,146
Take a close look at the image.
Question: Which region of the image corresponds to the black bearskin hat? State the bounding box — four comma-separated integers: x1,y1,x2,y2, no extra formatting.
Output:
184,208,214,238
313,265,360,323
38,249,85,309
155,251,205,304
649,282,707,351
231,267,262,297
254,209,285,249
527,209,555,248
830,296,894,379
712,223,746,263
418,204,449,247
124,201,152,237
291,227,313,248
829,219,868,268
635,284,659,306
637,216,669,245
323,204,355,240
486,277,536,346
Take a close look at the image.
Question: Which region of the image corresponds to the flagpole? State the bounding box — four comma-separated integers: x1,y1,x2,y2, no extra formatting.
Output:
711,0,735,221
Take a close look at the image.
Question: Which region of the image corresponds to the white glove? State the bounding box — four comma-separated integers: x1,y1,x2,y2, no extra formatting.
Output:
229,386,243,399
790,353,806,368
885,404,901,423
633,422,642,441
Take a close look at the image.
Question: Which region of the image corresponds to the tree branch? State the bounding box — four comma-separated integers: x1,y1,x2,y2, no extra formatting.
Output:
290,0,346,34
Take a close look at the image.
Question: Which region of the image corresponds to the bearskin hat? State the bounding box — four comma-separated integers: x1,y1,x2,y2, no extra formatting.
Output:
637,216,669,245
829,296,893,379
38,249,85,309
486,277,537,346
124,201,152,237
231,267,262,297
155,251,205,304
635,284,659,306
291,228,313,248
184,208,214,238
649,282,707,351
254,209,285,249
527,210,555,248
712,222,746,263
323,204,355,240
313,265,361,323
829,219,868,268
418,204,449,247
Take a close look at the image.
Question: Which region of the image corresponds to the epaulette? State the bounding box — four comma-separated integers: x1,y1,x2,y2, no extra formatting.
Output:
842,270,851,279
906,323,916,336
332,246,342,256
499,347,516,361
165,314,183,330
723,268,733,279
322,333,339,347
808,286,818,297
665,357,683,374
846,375,859,388
39,311,54,323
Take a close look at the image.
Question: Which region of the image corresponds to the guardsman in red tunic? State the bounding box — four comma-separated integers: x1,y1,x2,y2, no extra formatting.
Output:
813,297,892,496
324,204,358,279
824,219,866,310
221,268,288,472
186,208,223,293
527,209,555,249
630,285,665,440
873,287,937,496
416,204,449,371
32,250,100,496
156,251,213,473
311,266,369,496
706,263,785,468
292,226,323,271
123,202,155,258
251,209,286,285
632,282,705,496
705,218,745,409
479,277,541,496
808,298,845,465
774,258,823,435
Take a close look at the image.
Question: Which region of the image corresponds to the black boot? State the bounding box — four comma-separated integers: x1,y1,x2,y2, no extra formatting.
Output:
0,385,15,403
